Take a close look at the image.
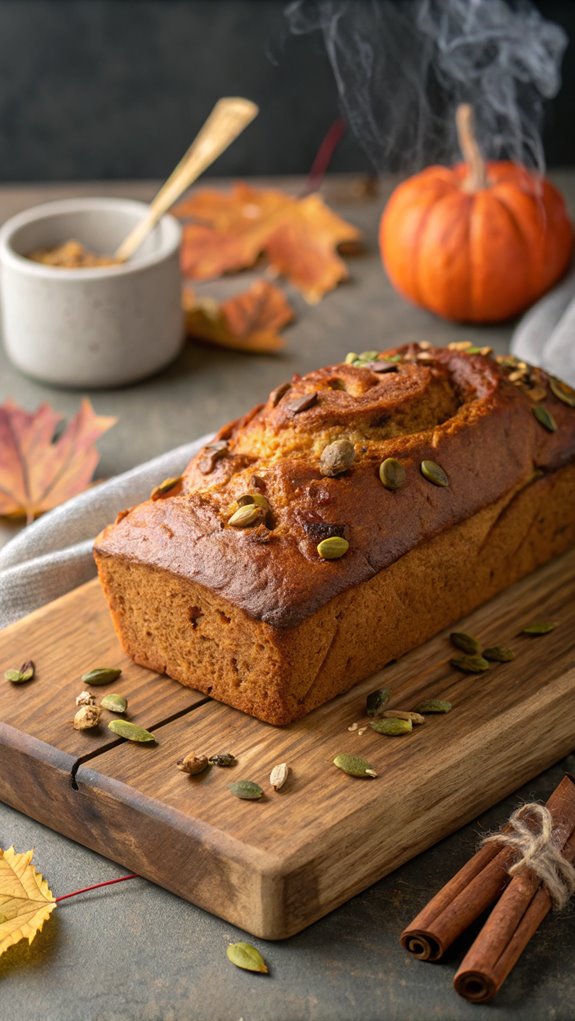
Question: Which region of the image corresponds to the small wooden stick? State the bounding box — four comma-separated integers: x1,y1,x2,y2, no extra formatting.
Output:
115,97,258,262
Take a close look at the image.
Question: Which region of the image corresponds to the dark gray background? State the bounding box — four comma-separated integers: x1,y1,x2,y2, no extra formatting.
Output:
0,0,574,182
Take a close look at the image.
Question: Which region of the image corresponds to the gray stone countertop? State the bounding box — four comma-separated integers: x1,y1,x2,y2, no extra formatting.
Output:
0,176,574,1021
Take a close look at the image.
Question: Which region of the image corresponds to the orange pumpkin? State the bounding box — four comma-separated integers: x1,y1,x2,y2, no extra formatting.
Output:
379,105,573,323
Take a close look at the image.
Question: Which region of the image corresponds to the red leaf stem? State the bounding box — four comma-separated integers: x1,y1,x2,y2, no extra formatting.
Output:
304,117,347,193
55,873,139,903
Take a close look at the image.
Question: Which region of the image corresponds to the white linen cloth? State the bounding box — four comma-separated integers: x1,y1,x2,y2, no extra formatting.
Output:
0,435,210,630
511,270,575,385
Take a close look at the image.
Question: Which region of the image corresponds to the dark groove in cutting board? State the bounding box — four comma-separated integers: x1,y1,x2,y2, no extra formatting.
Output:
69,695,213,788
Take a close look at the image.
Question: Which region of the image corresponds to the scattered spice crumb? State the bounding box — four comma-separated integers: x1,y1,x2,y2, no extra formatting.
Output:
75,691,96,707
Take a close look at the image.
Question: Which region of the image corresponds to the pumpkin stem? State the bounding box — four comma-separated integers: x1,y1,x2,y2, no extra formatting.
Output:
456,104,488,192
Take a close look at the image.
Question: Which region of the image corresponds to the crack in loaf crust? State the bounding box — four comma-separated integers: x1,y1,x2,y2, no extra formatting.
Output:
94,345,575,725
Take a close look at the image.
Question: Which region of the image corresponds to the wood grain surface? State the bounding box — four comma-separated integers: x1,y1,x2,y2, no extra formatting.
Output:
1,550,574,939
0,580,207,757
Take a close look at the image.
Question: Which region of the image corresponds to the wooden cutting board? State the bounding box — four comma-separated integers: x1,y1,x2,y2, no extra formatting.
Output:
1,550,574,939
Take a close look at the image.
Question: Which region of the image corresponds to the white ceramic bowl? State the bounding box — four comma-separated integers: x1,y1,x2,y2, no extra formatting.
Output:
0,197,184,388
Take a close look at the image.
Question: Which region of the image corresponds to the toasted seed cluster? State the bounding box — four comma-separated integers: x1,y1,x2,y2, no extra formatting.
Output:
177,753,209,775
320,439,355,477
73,704,102,730
207,344,571,579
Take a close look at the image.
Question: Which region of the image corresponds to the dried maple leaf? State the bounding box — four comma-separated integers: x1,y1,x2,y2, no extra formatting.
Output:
175,183,361,303
184,279,293,354
0,398,116,523
0,847,56,958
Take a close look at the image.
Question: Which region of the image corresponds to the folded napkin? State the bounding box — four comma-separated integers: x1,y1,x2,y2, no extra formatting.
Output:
511,270,575,385
0,435,210,630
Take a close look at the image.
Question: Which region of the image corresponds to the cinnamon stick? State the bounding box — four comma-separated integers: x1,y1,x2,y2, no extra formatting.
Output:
400,837,513,960
401,774,575,962
454,776,575,1003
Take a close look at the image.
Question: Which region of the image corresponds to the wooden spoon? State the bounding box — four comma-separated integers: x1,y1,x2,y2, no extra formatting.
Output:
115,96,258,263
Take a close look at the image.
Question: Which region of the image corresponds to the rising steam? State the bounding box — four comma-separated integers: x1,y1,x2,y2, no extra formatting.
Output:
285,0,567,173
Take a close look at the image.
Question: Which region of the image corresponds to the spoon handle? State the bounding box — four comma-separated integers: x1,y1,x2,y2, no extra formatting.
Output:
115,97,258,262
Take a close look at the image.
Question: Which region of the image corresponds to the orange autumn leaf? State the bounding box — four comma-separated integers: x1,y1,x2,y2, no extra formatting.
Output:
175,183,362,303
0,398,116,523
184,279,294,354
0,847,56,958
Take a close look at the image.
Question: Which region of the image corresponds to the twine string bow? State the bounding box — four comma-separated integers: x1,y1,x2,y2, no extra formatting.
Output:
483,803,575,909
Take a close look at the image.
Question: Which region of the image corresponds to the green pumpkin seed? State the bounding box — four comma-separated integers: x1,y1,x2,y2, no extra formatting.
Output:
365,688,391,717
317,536,349,559
450,632,481,655
420,460,449,487
333,753,377,778
370,717,413,736
151,475,182,500
81,667,122,686
521,620,559,636
532,406,557,432
354,350,379,363
413,699,453,714
108,720,156,743
549,376,575,407
229,780,264,800
228,504,265,528
100,693,128,713
226,942,269,974
250,493,270,510
208,752,236,768
345,350,397,368
379,458,407,491
232,492,270,512
4,660,35,684
482,646,516,663
451,655,490,674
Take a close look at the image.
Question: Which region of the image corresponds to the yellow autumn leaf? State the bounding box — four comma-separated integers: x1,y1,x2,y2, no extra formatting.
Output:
0,847,56,957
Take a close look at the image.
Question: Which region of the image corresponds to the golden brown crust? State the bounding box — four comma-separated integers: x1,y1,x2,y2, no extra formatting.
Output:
96,462,575,725
95,346,575,629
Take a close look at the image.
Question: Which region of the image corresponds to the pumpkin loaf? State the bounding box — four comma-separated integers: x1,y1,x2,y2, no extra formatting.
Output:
94,344,575,725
